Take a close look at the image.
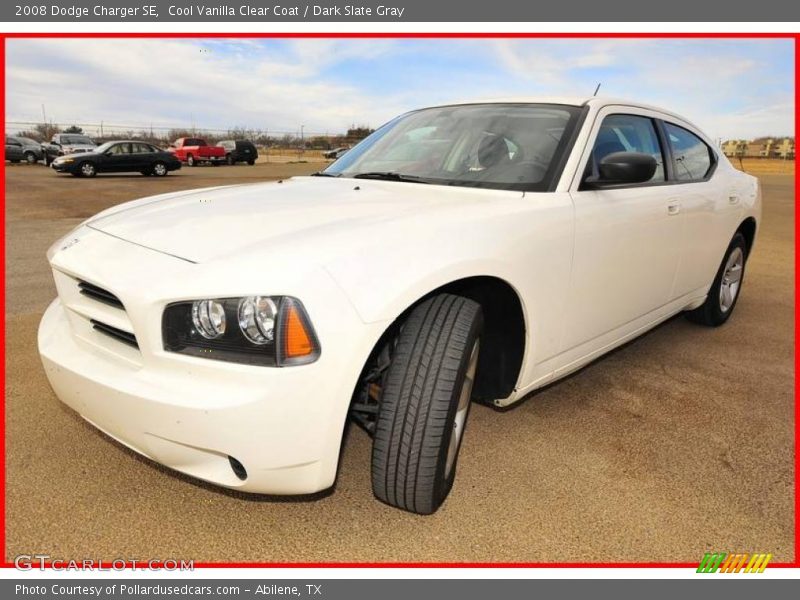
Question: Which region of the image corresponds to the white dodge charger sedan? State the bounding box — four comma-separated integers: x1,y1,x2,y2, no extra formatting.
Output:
39,97,760,514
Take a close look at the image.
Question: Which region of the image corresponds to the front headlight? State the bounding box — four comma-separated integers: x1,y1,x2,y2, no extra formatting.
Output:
162,296,320,366
55,158,73,164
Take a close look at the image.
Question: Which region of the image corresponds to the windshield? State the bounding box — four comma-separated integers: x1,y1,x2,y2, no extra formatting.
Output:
94,142,117,153
61,135,93,145
324,103,581,191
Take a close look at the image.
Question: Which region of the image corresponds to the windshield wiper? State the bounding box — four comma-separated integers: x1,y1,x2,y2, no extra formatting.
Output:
311,171,340,177
351,171,428,184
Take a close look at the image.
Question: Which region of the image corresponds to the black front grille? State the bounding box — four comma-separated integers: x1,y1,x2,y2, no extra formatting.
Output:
90,319,139,349
78,280,124,309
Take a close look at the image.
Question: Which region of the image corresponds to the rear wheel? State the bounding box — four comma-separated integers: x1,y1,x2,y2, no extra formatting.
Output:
186,154,195,167
152,161,168,177
226,154,235,165
24,151,37,164
371,294,482,514
686,232,747,326
78,161,97,178
248,159,256,165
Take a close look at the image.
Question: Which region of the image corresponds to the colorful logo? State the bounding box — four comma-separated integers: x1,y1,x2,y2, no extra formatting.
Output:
697,552,772,573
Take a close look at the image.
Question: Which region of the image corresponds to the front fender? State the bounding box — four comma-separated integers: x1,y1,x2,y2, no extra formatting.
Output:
326,255,523,326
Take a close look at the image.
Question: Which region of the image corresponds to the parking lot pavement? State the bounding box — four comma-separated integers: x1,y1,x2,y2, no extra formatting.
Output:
4,163,794,563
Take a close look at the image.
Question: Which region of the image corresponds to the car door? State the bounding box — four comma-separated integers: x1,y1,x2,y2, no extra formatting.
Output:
563,108,684,355
661,121,739,297
5,137,24,161
101,143,134,172
130,143,156,170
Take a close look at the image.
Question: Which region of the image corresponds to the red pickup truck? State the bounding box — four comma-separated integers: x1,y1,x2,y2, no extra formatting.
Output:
168,137,226,166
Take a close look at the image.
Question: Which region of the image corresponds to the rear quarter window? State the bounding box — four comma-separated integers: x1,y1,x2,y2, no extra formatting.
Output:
664,122,715,181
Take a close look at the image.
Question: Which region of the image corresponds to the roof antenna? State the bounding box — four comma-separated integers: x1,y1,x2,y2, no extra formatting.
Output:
593,83,602,97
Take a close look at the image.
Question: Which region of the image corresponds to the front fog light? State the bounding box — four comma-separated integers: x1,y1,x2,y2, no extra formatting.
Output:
238,296,278,344
192,299,226,339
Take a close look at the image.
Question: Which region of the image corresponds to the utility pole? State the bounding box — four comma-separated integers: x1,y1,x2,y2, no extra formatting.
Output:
300,124,305,157
41,104,48,137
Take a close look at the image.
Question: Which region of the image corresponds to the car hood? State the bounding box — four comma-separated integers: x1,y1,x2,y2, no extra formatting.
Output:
86,177,520,264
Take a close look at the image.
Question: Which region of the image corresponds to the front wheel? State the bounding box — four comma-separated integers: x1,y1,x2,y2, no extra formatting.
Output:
152,161,168,177
247,159,256,165
686,232,747,326
78,161,97,178
226,154,235,165
371,294,482,515
24,151,37,165
186,154,195,167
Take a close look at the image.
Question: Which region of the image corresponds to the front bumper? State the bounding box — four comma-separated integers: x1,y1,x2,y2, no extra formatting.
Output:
51,162,76,173
38,228,382,494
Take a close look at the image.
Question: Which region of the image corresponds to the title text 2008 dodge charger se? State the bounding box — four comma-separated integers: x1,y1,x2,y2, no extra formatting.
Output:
39,98,760,514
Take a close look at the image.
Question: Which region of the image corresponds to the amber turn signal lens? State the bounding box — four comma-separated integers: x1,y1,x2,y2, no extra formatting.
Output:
282,300,319,361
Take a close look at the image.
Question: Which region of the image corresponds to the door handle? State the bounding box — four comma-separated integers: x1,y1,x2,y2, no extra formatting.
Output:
667,201,681,216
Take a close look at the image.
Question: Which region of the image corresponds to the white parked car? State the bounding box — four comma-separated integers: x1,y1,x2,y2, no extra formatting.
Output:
39,97,760,514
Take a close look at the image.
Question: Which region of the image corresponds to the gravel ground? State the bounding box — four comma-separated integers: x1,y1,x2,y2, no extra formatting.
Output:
4,163,794,563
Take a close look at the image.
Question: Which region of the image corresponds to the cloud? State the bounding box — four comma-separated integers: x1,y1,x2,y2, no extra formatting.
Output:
5,38,794,140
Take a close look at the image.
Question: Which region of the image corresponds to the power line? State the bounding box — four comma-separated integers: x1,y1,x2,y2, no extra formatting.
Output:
4,119,344,138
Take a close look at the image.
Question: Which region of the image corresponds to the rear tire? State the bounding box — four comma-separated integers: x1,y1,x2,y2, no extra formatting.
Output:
226,154,235,165
186,154,195,167
371,294,482,515
152,161,168,177
24,151,37,164
686,232,747,327
248,159,256,165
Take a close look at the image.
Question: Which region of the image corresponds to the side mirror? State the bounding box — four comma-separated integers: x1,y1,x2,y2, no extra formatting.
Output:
584,151,657,188
104,150,115,156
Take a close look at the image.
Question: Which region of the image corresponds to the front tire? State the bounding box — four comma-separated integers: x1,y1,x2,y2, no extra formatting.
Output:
78,161,97,178
24,151,37,164
226,154,235,165
686,232,747,326
371,294,482,515
186,154,195,167
152,161,168,177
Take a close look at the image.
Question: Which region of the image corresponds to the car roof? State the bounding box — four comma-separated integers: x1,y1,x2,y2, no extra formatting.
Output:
425,96,700,130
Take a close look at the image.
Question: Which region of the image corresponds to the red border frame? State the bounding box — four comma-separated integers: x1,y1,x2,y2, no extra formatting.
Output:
0,30,796,570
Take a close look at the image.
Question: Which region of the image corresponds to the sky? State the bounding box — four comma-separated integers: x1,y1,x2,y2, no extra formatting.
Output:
5,38,795,141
